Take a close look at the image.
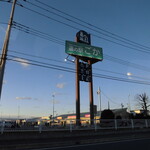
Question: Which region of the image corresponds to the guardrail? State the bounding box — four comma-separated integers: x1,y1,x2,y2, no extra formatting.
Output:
0,119,150,134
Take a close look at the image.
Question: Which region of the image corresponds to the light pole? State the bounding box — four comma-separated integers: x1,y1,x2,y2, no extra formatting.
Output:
18,105,20,120
128,94,131,112
52,94,55,121
97,87,101,118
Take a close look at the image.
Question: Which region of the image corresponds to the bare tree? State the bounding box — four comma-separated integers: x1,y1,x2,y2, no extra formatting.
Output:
136,93,150,117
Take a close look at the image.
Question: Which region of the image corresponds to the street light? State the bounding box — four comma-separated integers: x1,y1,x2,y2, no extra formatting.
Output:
128,94,131,112
127,72,150,81
64,55,75,63
127,72,133,80
127,72,133,76
97,87,101,118
52,94,55,121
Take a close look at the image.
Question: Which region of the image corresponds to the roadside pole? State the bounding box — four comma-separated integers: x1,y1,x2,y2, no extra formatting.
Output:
76,56,80,126
65,30,103,127
0,0,17,99
88,60,94,125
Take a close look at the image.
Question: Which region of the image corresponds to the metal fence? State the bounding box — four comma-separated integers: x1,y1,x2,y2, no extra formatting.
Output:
0,119,150,134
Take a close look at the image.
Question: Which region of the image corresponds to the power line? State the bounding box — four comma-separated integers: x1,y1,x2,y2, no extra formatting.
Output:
104,54,150,72
93,73,150,86
0,0,12,3
34,0,150,51
11,22,150,73
13,21,64,43
8,49,150,81
21,0,150,54
12,22,65,46
8,54,75,72
100,90,120,106
9,50,73,66
6,55,150,86
2,1,150,80
10,22,150,73
3,0,150,54
13,20,150,56
21,4,80,31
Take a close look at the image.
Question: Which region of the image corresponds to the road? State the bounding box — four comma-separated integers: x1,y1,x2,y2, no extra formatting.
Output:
29,138,150,150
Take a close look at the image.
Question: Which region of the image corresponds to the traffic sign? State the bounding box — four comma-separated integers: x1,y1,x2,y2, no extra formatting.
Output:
65,41,103,62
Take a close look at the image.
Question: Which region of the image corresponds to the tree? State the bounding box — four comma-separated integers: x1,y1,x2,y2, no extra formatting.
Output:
101,109,115,119
135,93,150,117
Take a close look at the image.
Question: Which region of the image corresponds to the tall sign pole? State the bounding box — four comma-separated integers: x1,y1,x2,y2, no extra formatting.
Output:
88,60,94,125
0,0,17,99
75,30,91,126
75,56,80,126
65,30,103,126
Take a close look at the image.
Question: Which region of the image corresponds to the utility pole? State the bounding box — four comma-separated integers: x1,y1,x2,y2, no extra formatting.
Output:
108,101,110,110
0,0,17,99
128,94,131,112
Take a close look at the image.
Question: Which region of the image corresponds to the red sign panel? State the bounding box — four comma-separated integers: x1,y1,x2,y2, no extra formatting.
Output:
85,114,90,118
67,115,76,119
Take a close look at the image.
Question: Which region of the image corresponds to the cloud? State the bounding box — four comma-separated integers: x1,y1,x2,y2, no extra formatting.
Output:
58,74,63,79
13,58,30,67
3,80,7,84
16,97,32,100
16,97,40,101
56,83,66,89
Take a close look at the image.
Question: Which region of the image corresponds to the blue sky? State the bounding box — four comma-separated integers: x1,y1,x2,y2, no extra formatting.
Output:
0,0,150,118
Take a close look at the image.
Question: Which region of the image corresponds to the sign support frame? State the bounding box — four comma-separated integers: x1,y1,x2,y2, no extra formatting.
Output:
66,30,103,126
75,56,81,126
88,60,94,125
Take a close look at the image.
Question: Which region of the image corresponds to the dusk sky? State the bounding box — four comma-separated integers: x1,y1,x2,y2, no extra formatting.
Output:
0,0,150,118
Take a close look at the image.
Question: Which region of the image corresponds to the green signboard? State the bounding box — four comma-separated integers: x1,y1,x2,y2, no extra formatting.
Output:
65,41,103,61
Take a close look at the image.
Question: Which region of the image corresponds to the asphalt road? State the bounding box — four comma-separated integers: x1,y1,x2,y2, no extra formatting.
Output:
30,138,150,150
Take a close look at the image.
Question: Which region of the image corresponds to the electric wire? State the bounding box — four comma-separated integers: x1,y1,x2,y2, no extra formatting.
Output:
101,90,121,107
93,73,150,85
11,21,150,73
20,0,150,54
3,2,149,73
13,21,65,44
12,22,65,46
8,54,75,72
0,0,12,3
9,50,68,65
6,55,150,85
8,49,150,81
104,54,150,72
3,0,150,54
2,0,150,83
34,0,150,51
26,0,150,52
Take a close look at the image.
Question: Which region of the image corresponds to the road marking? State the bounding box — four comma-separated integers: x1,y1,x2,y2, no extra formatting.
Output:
31,137,150,150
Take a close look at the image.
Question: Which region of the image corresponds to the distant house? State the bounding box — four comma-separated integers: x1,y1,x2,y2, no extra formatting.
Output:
55,108,129,120
112,108,129,119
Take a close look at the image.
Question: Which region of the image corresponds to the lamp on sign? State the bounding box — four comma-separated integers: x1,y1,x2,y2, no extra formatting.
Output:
76,30,91,45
